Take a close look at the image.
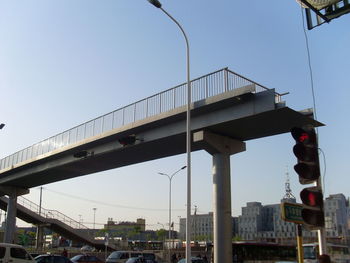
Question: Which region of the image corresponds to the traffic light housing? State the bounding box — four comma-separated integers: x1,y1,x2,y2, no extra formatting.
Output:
291,126,324,228
300,187,325,227
291,127,320,184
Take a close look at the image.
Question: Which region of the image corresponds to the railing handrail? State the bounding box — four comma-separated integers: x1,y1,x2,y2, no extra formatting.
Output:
15,195,89,230
0,68,280,171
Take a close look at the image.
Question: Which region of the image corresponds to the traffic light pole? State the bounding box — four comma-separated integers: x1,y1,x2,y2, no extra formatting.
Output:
296,224,304,263
317,178,327,255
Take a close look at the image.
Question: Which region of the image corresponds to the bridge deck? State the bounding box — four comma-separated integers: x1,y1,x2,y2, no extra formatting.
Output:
0,68,322,189
0,68,278,173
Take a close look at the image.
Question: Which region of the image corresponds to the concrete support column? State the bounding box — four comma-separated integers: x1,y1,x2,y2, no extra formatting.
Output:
4,193,17,243
36,225,44,250
0,186,29,244
213,152,232,263
193,130,246,263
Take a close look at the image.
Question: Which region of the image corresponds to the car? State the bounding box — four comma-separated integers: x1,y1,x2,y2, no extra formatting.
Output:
125,258,143,263
71,255,103,263
0,243,35,263
177,257,205,263
80,246,95,252
106,252,157,263
106,251,142,263
35,254,73,263
125,257,156,263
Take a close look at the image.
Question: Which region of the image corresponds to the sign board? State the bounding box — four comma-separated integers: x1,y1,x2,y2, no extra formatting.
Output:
281,202,304,224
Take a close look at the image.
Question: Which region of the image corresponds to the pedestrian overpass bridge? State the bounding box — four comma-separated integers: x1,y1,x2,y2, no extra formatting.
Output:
0,67,321,254
0,68,319,187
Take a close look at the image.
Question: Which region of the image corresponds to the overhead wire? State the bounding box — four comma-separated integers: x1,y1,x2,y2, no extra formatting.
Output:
300,7,327,193
34,187,185,212
301,7,318,121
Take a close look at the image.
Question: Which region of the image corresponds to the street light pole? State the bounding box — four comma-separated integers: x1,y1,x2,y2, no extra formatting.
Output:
147,2,192,262
159,165,187,240
93,208,97,229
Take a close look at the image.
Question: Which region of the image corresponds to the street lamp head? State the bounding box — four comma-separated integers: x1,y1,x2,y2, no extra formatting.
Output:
0,123,5,129
147,0,162,8
181,166,187,170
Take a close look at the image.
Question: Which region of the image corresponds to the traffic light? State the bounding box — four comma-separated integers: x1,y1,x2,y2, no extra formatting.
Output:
300,187,325,227
291,126,324,228
291,127,320,184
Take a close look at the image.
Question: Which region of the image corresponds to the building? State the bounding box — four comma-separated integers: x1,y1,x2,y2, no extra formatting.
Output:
104,218,146,232
324,194,349,242
179,212,238,241
177,174,350,245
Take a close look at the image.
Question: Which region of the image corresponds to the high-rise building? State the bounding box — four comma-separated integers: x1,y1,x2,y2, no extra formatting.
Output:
324,194,349,242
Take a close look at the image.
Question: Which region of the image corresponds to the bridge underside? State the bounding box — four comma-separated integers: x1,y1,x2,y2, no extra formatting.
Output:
0,89,322,189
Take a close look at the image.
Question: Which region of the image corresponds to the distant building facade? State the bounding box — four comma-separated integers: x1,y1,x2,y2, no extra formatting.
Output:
179,212,238,241
238,198,317,244
104,218,146,232
178,194,350,245
324,194,349,242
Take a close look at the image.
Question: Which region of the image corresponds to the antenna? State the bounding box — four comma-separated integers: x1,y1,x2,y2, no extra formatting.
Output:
283,167,296,200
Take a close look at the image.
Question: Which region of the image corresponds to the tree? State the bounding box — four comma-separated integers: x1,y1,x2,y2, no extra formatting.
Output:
156,229,167,241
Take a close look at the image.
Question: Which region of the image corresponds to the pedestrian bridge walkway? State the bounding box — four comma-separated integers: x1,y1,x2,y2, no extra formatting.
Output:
0,67,319,190
0,68,281,173
0,67,321,251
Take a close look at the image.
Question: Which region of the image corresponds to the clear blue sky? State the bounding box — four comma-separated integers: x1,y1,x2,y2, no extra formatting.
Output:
0,1,349,231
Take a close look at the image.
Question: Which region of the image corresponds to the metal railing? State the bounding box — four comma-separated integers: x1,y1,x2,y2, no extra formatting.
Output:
0,68,281,171
15,195,89,230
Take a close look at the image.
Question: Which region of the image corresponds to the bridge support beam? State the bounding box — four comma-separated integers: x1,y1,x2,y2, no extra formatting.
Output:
194,130,246,263
0,186,29,243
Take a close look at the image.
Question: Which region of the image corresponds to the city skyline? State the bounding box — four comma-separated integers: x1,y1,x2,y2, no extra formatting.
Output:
0,1,349,231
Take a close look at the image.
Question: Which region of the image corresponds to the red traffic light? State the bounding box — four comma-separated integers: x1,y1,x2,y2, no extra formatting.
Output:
291,127,316,144
300,186,324,228
300,187,323,208
291,126,320,185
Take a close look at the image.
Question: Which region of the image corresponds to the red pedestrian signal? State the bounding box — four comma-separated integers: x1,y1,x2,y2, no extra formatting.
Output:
300,187,323,208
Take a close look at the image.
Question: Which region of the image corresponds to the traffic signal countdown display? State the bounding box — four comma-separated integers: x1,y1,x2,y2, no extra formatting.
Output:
291,126,324,228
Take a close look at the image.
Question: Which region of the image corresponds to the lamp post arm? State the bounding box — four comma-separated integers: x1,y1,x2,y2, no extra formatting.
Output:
159,8,190,60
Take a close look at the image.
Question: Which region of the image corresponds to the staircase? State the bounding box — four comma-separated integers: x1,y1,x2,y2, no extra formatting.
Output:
0,195,110,250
